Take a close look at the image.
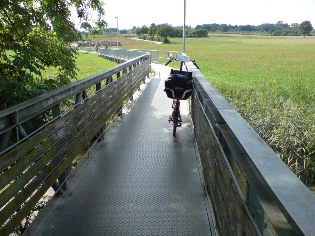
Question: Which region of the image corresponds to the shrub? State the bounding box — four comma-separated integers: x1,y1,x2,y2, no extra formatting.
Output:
163,38,170,43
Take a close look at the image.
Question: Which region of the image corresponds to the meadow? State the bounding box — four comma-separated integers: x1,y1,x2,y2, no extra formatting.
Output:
41,52,118,81
121,35,315,187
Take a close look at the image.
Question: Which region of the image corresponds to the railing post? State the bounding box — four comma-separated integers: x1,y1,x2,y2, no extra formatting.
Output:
75,90,87,105
14,111,27,142
94,82,104,142
51,104,71,194
106,76,113,85
17,125,27,140
116,72,123,116
0,117,12,152
246,184,265,234
96,82,101,92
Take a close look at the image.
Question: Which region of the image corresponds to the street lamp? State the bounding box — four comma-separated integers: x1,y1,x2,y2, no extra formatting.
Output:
115,17,119,46
183,0,186,53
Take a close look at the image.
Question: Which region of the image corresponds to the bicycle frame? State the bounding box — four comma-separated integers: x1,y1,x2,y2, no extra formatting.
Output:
168,99,182,136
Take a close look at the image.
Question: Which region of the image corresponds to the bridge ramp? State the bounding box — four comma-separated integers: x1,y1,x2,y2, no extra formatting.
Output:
27,64,217,236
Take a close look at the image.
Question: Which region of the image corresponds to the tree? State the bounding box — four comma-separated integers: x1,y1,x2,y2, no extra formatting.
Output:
95,19,108,35
156,24,174,41
64,22,82,42
149,23,157,39
300,21,313,37
131,26,137,34
81,22,92,31
136,27,141,37
0,0,104,110
140,25,149,35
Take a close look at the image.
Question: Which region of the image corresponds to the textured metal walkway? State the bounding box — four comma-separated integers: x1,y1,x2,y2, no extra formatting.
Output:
26,65,217,236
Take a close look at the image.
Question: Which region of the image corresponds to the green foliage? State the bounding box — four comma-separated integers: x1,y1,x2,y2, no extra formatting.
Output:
149,23,157,38
81,22,92,31
163,38,170,44
156,24,174,39
140,25,149,35
192,29,208,37
136,23,175,42
92,19,108,35
300,21,313,36
195,21,314,36
0,28,77,109
0,0,104,110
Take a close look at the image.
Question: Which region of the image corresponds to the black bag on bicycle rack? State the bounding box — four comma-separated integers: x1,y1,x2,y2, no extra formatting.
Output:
164,69,193,100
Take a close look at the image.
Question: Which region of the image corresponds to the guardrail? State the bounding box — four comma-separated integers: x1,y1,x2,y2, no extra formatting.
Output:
188,61,315,235
79,47,177,64
0,53,150,235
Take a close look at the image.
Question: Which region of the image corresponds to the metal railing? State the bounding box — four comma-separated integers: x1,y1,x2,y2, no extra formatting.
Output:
188,61,315,235
79,46,177,64
0,53,150,235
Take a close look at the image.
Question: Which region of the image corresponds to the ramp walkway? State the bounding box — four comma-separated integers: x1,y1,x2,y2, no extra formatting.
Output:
26,65,218,235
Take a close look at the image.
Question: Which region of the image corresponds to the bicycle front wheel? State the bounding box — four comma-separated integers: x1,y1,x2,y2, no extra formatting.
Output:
172,110,178,136
173,120,177,136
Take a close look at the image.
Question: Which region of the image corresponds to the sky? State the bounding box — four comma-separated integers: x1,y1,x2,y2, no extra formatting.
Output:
96,0,315,29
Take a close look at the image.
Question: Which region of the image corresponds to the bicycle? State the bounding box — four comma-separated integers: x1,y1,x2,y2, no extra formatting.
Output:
164,53,199,136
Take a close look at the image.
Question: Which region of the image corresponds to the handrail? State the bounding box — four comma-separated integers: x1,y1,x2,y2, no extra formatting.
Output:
188,60,315,235
0,54,150,154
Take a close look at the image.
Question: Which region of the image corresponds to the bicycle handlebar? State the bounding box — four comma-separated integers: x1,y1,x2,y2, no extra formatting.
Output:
165,59,173,66
191,60,199,69
165,53,199,69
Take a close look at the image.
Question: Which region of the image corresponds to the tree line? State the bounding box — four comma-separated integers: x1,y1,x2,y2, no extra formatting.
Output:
196,21,314,36
116,21,313,42
80,21,313,40
132,24,208,43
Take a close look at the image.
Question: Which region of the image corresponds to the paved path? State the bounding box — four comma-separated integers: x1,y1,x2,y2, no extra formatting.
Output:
26,64,217,236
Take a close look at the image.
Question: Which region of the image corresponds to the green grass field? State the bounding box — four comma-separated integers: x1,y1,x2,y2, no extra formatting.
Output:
41,52,117,81
123,35,315,186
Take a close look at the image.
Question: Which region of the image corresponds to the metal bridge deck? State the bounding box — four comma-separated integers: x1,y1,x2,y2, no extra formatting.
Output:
26,65,217,236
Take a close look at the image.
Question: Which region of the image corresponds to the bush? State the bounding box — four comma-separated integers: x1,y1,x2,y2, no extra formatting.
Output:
193,29,208,37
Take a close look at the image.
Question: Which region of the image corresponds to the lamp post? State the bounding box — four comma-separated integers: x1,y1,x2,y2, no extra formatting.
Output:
115,16,119,46
183,0,186,53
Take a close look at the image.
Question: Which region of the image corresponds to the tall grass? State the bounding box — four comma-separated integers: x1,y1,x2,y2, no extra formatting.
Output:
195,37,315,186
124,36,315,186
